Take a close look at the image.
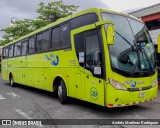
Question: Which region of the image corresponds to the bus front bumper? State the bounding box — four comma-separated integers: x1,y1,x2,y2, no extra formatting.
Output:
106,84,158,108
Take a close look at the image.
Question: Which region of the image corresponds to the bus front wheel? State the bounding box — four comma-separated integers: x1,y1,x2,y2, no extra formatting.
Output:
58,80,67,104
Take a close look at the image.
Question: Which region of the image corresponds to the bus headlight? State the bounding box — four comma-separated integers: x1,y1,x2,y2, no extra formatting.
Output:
152,80,158,88
109,78,127,91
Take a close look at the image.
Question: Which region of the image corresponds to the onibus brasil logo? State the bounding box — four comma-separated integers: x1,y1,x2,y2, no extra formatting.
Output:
44,54,59,66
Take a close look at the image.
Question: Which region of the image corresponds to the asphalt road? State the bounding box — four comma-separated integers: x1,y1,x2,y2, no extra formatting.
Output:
0,75,160,128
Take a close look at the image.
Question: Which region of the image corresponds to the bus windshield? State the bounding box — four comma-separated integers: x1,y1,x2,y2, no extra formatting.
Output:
101,13,156,76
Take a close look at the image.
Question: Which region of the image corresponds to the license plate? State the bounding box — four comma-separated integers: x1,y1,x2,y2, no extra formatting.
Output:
139,92,145,98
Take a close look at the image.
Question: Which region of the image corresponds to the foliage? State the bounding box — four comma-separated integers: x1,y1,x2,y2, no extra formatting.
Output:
0,0,78,46
0,19,49,43
37,1,78,22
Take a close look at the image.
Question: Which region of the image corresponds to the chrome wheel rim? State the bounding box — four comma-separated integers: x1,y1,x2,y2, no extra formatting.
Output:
10,77,13,86
58,85,62,98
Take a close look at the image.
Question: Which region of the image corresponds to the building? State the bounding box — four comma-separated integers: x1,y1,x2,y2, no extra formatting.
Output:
129,3,160,44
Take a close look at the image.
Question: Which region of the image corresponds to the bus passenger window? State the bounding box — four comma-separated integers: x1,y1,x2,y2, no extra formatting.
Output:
52,23,70,50
9,45,14,57
60,24,70,48
52,27,60,50
14,42,21,56
22,41,28,55
29,37,35,54
36,33,43,51
2,48,5,59
3,47,9,59
36,31,50,52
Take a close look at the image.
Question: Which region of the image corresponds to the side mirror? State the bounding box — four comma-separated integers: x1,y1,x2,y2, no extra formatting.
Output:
106,25,115,45
158,34,160,53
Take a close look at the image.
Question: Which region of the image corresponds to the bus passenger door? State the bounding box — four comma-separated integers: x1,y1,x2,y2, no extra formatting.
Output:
72,28,105,105
73,32,85,100
84,30,105,106
74,73,82,99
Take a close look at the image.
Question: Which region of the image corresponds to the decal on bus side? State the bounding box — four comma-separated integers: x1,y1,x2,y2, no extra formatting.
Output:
44,54,59,66
90,87,98,100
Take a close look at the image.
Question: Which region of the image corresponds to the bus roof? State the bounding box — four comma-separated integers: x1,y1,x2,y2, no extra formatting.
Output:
3,8,142,47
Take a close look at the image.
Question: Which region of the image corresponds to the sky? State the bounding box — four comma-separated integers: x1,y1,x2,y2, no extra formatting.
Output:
104,0,160,11
0,0,160,40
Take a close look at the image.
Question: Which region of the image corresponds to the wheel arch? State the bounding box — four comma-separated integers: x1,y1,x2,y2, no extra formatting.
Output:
52,75,68,96
9,72,13,80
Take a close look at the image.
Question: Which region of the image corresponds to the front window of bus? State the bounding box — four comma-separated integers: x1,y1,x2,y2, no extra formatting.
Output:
101,13,156,76
128,18,156,72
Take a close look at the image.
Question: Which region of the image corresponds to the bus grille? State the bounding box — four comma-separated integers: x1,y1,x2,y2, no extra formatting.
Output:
128,85,152,92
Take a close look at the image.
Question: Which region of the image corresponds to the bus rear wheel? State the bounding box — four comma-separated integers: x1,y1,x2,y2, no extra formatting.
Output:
57,80,67,104
9,74,15,87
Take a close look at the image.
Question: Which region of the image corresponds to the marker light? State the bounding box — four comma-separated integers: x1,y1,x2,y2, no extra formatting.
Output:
152,79,158,88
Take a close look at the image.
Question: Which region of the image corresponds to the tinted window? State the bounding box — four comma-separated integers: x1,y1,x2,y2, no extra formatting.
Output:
42,31,50,51
14,44,16,56
36,33,42,51
52,23,70,50
29,37,35,54
52,27,60,49
9,45,14,57
22,40,28,55
74,32,85,67
70,13,98,30
36,31,49,52
2,48,5,59
5,47,9,58
60,24,70,48
14,42,21,56
85,33,102,76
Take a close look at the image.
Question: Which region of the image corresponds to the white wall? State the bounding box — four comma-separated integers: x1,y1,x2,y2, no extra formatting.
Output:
149,29,160,44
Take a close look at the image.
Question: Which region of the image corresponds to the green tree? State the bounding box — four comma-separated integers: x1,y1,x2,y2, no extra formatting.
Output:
37,1,78,22
0,0,78,46
0,19,49,44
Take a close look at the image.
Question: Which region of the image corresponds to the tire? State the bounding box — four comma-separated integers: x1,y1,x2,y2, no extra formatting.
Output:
9,74,15,87
57,80,67,104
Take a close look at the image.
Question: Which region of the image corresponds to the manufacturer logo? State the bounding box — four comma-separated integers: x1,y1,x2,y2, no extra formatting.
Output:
90,87,98,100
125,80,144,88
131,82,136,88
44,54,59,66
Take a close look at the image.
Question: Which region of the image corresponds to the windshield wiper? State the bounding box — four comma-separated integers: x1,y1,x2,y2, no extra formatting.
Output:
115,31,133,48
115,31,138,74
